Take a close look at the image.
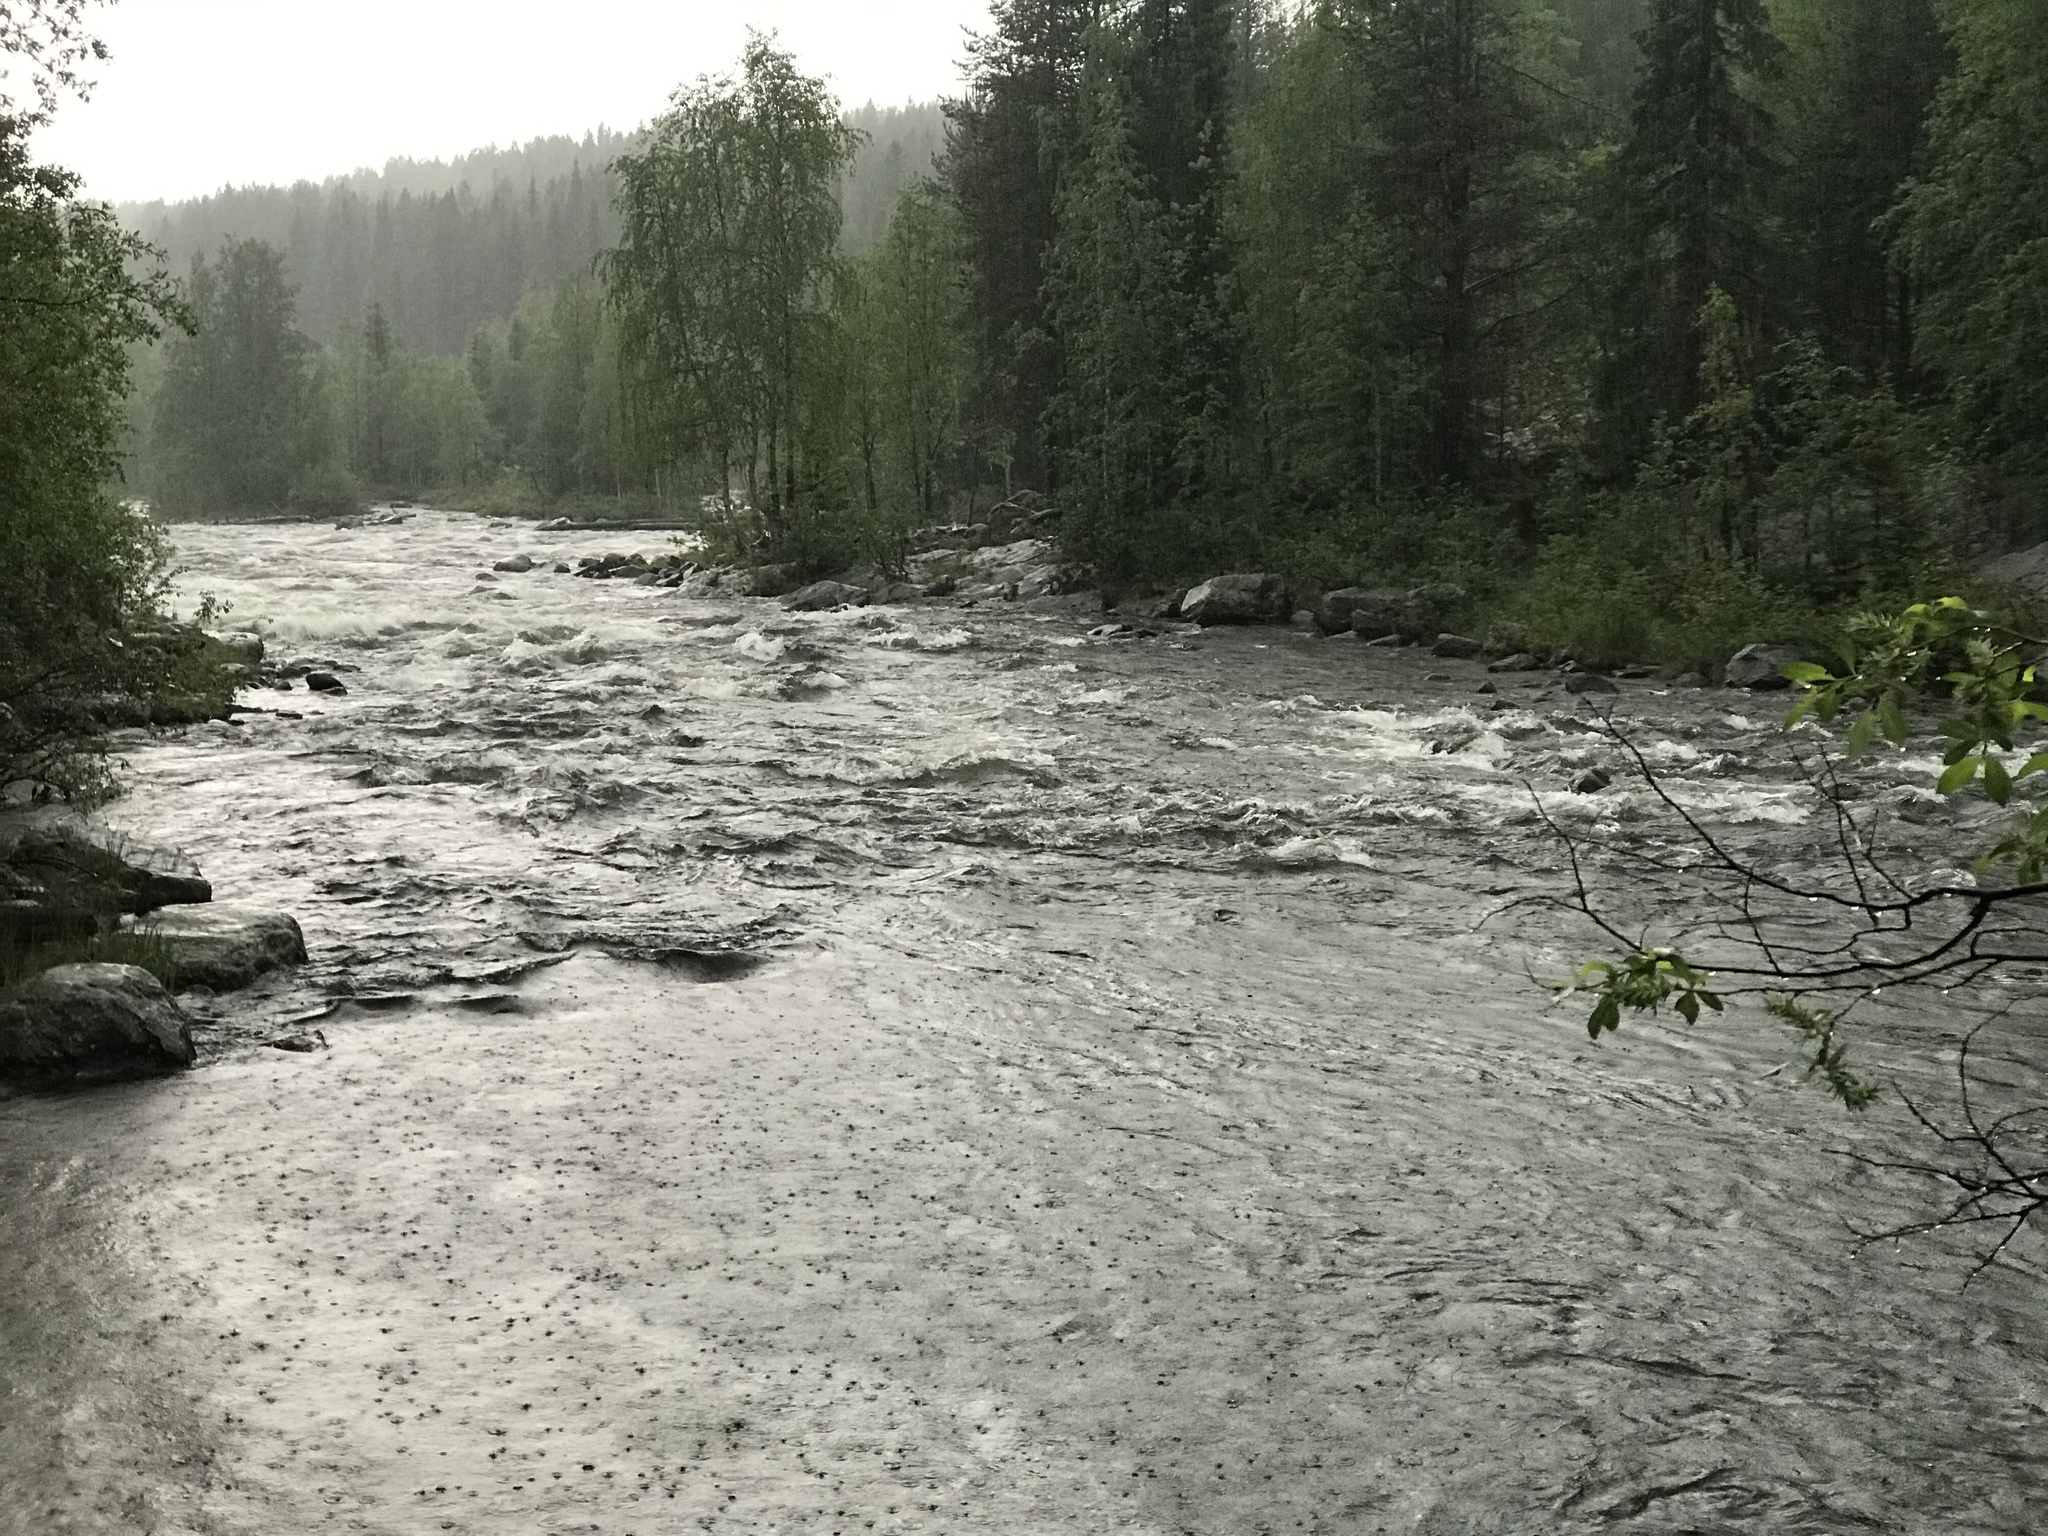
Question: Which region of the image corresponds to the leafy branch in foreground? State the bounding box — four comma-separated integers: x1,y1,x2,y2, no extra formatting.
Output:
1546,596,2048,1271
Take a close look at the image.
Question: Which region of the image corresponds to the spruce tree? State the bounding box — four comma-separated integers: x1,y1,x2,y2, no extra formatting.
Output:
1600,0,1784,467
942,0,1100,491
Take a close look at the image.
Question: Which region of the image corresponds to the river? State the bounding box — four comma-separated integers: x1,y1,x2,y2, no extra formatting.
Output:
2,510,2043,1534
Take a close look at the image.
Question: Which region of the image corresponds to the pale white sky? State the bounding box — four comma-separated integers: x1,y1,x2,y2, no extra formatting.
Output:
30,0,991,205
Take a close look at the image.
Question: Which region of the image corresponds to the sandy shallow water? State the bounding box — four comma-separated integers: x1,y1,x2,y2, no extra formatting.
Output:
2,511,2045,1534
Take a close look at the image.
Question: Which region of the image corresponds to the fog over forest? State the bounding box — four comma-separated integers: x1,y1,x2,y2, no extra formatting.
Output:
121,104,946,353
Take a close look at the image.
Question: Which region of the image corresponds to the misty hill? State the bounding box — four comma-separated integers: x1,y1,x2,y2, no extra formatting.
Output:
122,104,947,356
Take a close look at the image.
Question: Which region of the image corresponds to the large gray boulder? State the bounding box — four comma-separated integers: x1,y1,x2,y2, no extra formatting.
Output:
1315,587,1408,638
124,905,307,992
1180,573,1293,626
0,963,194,1083
784,580,870,612
1724,643,1812,690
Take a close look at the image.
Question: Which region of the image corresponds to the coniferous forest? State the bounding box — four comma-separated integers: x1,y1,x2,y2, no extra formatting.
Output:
121,0,2048,673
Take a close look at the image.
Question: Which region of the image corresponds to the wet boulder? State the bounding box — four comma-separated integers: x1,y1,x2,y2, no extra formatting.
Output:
123,905,307,993
305,671,348,695
1563,671,1620,696
207,631,266,667
1181,573,1293,626
493,553,535,573
1431,633,1484,660
1487,652,1543,673
785,580,870,612
0,963,195,1083
1315,588,1404,637
1724,643,1811,690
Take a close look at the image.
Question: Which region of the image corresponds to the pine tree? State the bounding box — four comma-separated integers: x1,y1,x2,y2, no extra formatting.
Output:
942,0,1101,491
1893,0,2048,483
1350,0,1566,486
1600,0,1784,465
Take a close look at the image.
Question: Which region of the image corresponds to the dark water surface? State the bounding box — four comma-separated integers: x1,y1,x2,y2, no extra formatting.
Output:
2,512,2043,1534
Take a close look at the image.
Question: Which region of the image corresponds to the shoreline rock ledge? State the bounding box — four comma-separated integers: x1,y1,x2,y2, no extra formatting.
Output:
123,905,308,993
0,963,195,1084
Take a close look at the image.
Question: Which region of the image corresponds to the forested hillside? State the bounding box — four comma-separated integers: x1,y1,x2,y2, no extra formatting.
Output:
122,106,945,353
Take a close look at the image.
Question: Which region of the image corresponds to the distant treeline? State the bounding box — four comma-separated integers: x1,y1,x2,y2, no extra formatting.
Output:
123,106,944,354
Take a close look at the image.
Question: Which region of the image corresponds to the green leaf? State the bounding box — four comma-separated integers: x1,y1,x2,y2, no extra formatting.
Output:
1985,755,2013,805
2015,754,2048,780
1675,991,1699,1024
1780,662,1829,683
1878,696,1907,744
1588,995,1620,1039
1938,757,1981,795
1846,709,1878,759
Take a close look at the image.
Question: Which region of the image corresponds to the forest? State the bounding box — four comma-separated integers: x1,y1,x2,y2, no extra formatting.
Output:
124,0,2048,674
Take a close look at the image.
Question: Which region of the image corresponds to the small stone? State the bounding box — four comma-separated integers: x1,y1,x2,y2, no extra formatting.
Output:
1564,672,1619,695
1431,633,1483,659
1475,680,1497,695
1570,766,1612,793
1673,671,1708,688
1487,652,1542,673
305,672,348,695
553,562,571,574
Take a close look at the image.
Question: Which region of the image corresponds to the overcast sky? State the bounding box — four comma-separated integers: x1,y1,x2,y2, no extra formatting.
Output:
30,0,990,205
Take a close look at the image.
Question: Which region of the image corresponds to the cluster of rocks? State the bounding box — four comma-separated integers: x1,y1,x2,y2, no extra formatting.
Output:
0,821,307,1087
1158,571,1832,693
568,550,698,586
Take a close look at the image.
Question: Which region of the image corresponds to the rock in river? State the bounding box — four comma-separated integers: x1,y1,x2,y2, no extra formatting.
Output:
1180,573,1293,626
1431,633,1484,659
1723,642,1811,690
0,963,194,1083
785,580,871,612
493,553,535,573
305,671,349,695
123,905,308,992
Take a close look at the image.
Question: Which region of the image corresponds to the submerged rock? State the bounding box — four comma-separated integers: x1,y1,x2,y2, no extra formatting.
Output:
785,580,870,612
1181,573,1293,626
1563,672,1619,696
124,905,307,992
0,963,194,1083
1570,766,1613,793
305,671,348,695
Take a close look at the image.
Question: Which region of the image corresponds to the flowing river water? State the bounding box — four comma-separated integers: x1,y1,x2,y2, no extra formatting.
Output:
2,510,2045,1534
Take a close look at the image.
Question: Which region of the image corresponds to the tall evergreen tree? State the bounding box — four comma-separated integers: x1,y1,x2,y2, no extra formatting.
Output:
1350,0,1567,486
1773,0,1943,380
1600,0,1784,465
942,0,1101,491
1893,0,2048,482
